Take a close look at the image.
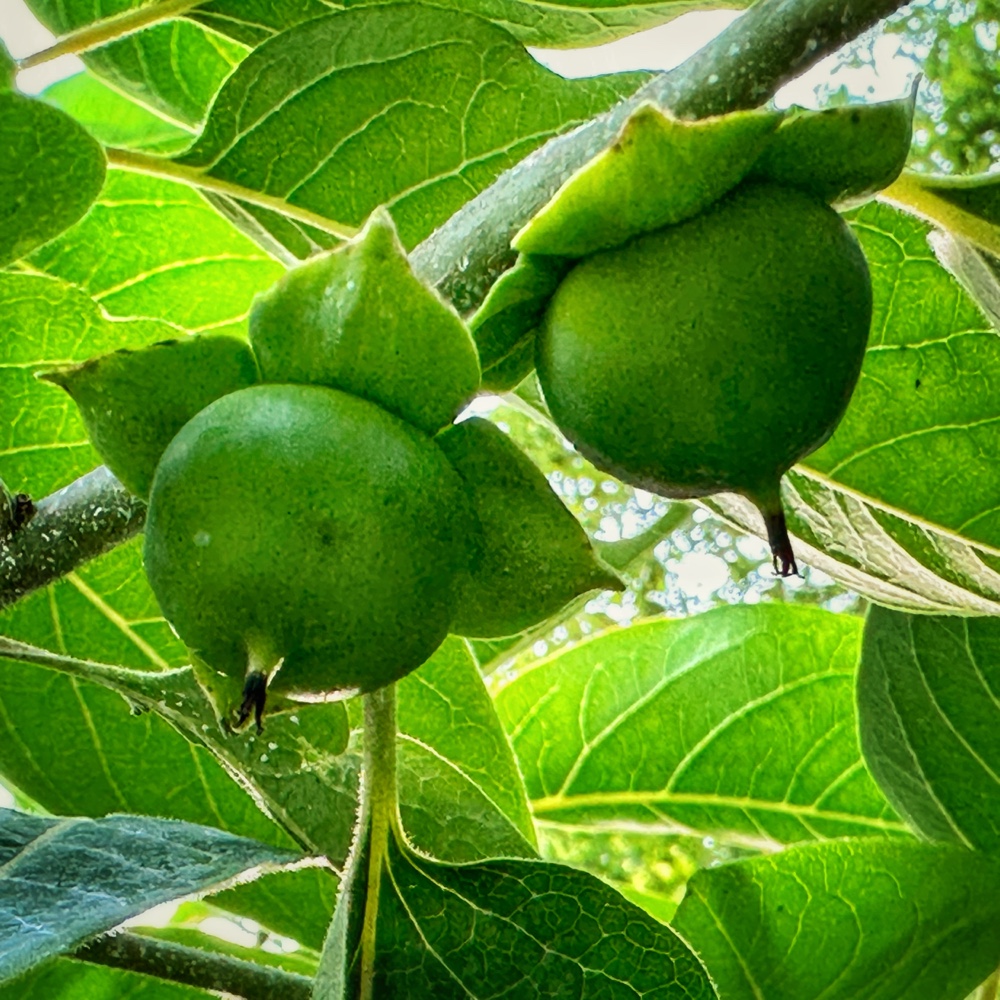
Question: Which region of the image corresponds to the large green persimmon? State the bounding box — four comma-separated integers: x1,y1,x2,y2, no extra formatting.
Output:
537,181,872,574
144,383,473,724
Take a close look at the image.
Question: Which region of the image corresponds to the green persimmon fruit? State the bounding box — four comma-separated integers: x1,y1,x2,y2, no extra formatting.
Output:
537,181,872,575
144,384,473,726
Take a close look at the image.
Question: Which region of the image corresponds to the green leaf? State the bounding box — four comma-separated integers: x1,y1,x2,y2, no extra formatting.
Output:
747,94,915,207
858,605,1000,853
0,273,177,498
396,637,537,861
494,604,903,845
513,104,781,258
25,0,246,127
316,822,716,999
0,530,346,952
0,808,298,983
673,839,1000,1000
31,170,285,337
708,200,1000,615
0,93,106,267
0,41,14,92
469,254,572,392
176,6,648,253
439,417,618,637
932,233,1000,334
42,336,260,499
42,72,192,154
0,960,205,999
250,210,479,435
193,0,751,49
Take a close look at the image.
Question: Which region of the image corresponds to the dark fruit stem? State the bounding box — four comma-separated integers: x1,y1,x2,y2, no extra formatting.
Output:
237,671,268,733
763,508,798,578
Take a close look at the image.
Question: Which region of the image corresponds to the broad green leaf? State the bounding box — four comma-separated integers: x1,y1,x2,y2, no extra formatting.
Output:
439,418,618,637
396,637,537,861
31,170,285,338
0,960,205,999
250,210,479,435
709,201,1000,614
495,604,903,845
514,104,781,257
42,72,192,154
316,820,716,999
0,273,177,498
0,94,105,267
469,254,572,392
42,337,259,498
747,94,914,207
192,0,750,49
176,6,648,254
25,0,246,127
0,808,298,983
0,42,14,91
858,605,1000,853
0,507,346,953
673,839,1000,1000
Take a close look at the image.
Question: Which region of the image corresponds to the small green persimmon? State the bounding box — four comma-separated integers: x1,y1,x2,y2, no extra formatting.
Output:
144,383,473,726
537,181,873,574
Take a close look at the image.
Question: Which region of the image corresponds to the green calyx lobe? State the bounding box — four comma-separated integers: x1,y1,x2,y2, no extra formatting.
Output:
144,384,474,716
250,208,480,435
511,97,908,574
537,181,872,574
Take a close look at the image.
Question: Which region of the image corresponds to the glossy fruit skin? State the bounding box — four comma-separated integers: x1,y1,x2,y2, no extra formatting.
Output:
537,181,872,506
144,383,472,699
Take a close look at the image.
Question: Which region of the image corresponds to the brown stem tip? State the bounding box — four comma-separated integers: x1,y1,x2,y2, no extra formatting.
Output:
763,508,798,578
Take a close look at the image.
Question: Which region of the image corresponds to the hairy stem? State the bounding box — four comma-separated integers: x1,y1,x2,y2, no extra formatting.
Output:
0,0,908,610
76,931,313,1000
359,685,398,1000
19,0,205,70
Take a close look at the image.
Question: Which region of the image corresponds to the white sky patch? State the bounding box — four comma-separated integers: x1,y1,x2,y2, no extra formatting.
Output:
666,551,730,601
1,0,84,94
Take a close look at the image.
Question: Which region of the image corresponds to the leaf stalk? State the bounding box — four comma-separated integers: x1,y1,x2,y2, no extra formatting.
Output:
76,931,314,1000
19,0,206,70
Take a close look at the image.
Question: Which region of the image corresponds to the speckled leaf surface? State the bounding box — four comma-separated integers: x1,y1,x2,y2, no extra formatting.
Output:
494,604,902,846
673,839,1000,1000
316,822,716,999
25,0,245,127
858,605,1000,854
0,94,105,267
710,201,1000,614
175,6,648,254
0,809,299,983
32,171,285,338
193,0,750,49
396,637,537,862
0,273,176,498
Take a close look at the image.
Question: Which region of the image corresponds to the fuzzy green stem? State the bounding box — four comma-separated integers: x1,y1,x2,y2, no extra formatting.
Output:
104,147,358,240
19,0,205,70
359,685,398,1000
75,931,313,1000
